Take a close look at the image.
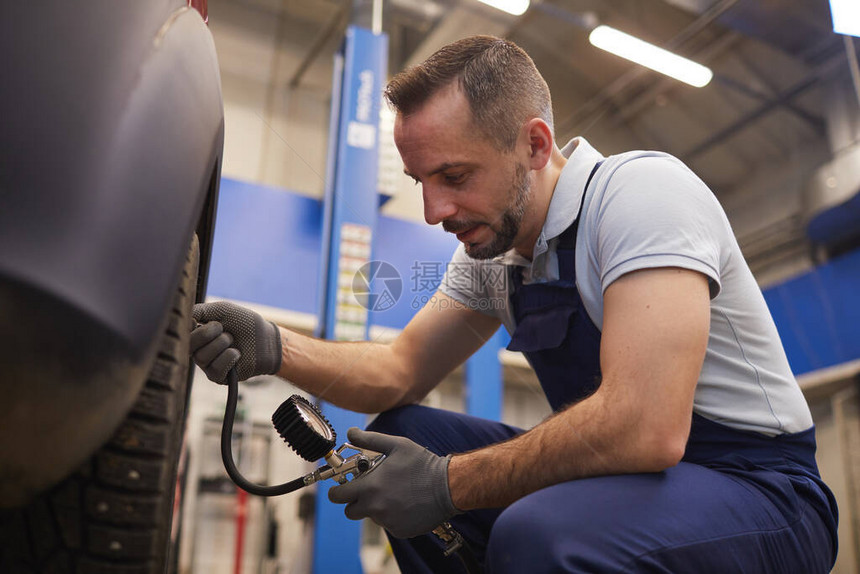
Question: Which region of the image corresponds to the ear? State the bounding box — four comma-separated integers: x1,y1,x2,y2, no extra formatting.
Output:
522,118,554,170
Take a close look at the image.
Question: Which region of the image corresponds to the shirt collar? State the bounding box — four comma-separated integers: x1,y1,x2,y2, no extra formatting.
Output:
493,137,605,267
543,137,605,242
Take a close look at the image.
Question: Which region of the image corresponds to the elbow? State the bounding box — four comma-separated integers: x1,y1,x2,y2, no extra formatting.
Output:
635,429,688,472
391,384,427,410
384,358,435,410
357,349,424,413
369,367,423,413
353,383,413,414
613,395,691,472
653,438,686,470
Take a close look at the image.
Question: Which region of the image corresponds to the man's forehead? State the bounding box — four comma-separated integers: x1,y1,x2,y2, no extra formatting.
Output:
392,83,498,177
403,161,475,180
396,83,471,130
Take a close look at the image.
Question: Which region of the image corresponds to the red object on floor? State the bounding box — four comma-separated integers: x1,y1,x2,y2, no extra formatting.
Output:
234,487,248,574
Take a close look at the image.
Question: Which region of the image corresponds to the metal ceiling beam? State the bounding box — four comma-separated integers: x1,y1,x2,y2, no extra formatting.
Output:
681,52,847,162
288,1,351,88
719,49,826,135
713,74,826,134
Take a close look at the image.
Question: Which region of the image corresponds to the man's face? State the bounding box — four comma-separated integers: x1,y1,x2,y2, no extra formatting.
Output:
393,83,533,260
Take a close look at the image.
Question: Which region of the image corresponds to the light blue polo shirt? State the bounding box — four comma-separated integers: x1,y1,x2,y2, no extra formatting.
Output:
441,137,812,436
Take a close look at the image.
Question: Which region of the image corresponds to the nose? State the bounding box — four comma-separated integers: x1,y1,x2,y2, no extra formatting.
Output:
423,187,458,226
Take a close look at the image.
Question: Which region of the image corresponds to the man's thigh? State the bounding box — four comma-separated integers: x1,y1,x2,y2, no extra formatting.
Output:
367,404,523,456
486,462,833,574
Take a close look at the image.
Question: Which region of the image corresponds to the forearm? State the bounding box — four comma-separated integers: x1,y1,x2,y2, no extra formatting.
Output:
272,292,502,414
447,385,686,511
275,327,415,413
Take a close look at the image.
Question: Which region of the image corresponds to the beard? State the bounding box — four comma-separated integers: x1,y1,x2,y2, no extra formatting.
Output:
443,162,531,260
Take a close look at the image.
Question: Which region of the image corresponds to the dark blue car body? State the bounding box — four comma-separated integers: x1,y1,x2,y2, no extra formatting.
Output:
0,0,223,509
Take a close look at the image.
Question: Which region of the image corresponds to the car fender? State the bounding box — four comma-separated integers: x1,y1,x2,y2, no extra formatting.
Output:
0,1,224,504
0,1,223,360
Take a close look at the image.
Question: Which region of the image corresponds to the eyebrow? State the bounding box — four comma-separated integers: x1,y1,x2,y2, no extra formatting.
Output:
403,162,472,180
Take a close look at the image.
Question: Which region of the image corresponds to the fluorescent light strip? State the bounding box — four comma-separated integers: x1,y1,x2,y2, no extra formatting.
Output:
589,25,713,88
830,0,860,37
476,0,530,17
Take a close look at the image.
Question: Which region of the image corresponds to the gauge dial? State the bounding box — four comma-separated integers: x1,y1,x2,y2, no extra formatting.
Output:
272,395,337,462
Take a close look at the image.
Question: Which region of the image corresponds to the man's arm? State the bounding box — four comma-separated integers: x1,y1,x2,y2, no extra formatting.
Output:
274,292,501,413
447,267,710,510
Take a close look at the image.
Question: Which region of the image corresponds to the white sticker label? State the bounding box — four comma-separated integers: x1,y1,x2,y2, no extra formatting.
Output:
347,121,377,149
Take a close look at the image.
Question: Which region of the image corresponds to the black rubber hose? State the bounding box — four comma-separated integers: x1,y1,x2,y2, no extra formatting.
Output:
221,367,307,496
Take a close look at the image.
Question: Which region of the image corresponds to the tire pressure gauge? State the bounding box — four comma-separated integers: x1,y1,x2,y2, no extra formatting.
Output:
219,372,477,573
270,394,384,484
272,395,337,461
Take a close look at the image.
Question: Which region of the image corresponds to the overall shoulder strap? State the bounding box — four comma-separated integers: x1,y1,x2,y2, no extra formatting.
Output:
558,160,604,250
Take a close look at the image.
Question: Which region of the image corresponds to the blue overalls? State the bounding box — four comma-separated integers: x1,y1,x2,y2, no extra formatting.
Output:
368,164,838,573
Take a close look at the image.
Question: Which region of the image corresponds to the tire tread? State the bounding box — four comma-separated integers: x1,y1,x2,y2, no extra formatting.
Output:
0,236,199,574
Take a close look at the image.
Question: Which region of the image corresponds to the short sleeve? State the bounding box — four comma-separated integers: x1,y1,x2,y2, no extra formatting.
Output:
593,155,725,299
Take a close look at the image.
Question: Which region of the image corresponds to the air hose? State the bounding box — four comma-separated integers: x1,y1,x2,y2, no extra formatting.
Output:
220,367,307,495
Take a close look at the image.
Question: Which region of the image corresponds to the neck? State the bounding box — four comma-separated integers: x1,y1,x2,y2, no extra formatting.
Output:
513,145,568,260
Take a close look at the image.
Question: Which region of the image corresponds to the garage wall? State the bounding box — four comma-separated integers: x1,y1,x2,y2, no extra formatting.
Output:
209,0,334,198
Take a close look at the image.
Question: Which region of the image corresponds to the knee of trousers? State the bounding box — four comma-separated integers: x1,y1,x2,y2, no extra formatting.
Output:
486,497,566,574
366,404,430,440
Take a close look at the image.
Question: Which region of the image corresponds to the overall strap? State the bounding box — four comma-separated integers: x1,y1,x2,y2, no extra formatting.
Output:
558,160,604,250
511,160,605,290
506,160,607,410
557,160,604,278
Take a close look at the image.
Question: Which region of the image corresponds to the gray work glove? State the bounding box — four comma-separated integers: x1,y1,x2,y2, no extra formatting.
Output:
191,301,282,383
328,428,460,539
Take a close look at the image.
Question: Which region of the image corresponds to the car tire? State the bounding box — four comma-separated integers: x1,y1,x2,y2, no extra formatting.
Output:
0,234,200,574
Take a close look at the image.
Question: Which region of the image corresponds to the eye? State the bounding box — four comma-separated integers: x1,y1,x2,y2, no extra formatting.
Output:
444,172,467,185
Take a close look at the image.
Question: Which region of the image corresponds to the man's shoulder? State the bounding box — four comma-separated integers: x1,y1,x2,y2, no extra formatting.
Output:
601,150,691,181
591,151,713,208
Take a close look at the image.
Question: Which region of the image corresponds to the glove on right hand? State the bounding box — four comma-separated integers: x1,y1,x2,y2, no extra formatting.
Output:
191,301,282,384
328,428,459,539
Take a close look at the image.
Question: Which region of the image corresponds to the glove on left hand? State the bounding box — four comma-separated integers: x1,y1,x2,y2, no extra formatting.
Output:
191,301,282,383
328,428,460,539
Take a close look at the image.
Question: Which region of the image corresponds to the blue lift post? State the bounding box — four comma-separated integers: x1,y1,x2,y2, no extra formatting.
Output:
313,26,388,574
465,330,507,421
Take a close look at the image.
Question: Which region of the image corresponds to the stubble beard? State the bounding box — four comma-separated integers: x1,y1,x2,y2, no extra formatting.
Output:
458,163,531,260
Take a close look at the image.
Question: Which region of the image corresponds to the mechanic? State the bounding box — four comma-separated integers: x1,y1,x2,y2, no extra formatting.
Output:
191,36,838,573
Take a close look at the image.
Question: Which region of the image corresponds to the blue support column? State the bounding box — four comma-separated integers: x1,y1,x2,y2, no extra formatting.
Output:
313,26,388,574
465,329,506,421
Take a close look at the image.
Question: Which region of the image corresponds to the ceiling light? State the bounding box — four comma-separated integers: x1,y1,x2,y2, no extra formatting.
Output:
476,0,530,17
830,0,860,37
589,25,713,88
